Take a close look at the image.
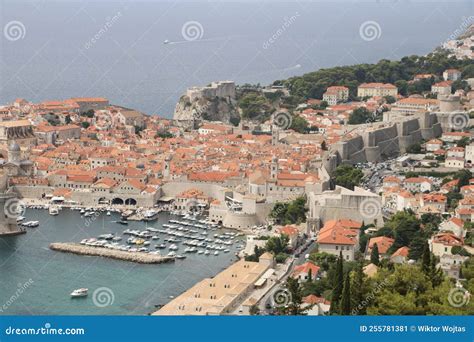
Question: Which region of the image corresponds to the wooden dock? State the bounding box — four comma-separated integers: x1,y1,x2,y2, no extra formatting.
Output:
49,242,175,264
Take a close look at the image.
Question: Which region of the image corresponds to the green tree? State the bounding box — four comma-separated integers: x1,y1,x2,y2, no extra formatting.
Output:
334,164,364,190
348,107,373,124
238,93,270,119
330,252,344,314
270,197,307,225
351,262,367,315
406,142,422,154
307,268,313,283
384,211,422,252
370,243,380,266
453,169,472,188
265,235,289,255
290,115,309,133
282,277,307,315
340,272,351,315
457,136,470,148
383,95,396,104
421,242,431,274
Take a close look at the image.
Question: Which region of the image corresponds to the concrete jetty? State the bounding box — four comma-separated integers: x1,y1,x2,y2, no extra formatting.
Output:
49,243,175,264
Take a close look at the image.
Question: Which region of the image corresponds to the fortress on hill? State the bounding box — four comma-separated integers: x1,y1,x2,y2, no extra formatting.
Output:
186,81,236,101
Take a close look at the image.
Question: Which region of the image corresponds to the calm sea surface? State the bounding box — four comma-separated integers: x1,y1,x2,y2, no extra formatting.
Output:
1,0,473,116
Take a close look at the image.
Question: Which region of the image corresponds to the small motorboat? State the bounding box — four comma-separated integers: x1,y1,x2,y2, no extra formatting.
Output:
116,220,128,225
106,211,111,216
70,288,88,298
49,207,59,216
176,254,186,259
23,221,39,228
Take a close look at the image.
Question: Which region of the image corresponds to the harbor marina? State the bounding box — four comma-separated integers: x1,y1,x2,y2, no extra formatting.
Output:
0,208,244,315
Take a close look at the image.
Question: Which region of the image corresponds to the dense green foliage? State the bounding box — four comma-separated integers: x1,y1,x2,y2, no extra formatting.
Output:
270,197,307,225
245,235,289,263
289,115,310,133
370,243,380,266
279,53,473,100
380,210,425,256
333,164,364,190
300,249,474,316
238,92,272,119
348,107,373,125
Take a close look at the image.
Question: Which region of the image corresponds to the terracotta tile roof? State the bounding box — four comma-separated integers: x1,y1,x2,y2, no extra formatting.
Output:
303,294,330,305
292,262,320,278
432,233,463,247
391,246,409,258
318,219,361,245
367,236,394,254
278,225,299,237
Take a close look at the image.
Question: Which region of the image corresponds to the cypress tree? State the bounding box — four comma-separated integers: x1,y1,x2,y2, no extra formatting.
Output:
307,268,313,283
421,242,431,274
330,251,344,314
340,272,351,315
351,262,366,315
370,243,380,265
429,253,444,287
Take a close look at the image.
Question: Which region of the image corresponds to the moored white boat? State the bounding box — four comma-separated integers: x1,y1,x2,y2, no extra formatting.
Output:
70,288,88,298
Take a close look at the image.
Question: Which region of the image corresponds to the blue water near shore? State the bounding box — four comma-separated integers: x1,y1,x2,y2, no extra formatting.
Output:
1,0,472,116
0,209,242,315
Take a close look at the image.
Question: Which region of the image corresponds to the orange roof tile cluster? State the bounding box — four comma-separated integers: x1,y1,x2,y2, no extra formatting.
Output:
367,236,394,254
318,219,362,246
432,233,463,247
292,262,320,278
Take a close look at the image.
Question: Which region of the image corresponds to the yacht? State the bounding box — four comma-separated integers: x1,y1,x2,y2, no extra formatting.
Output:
168,244,178,251
204,250,210,255
23,221,39,228
214,251,219,256
143,209,159,221
70,288,88,298
167,251,176,257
